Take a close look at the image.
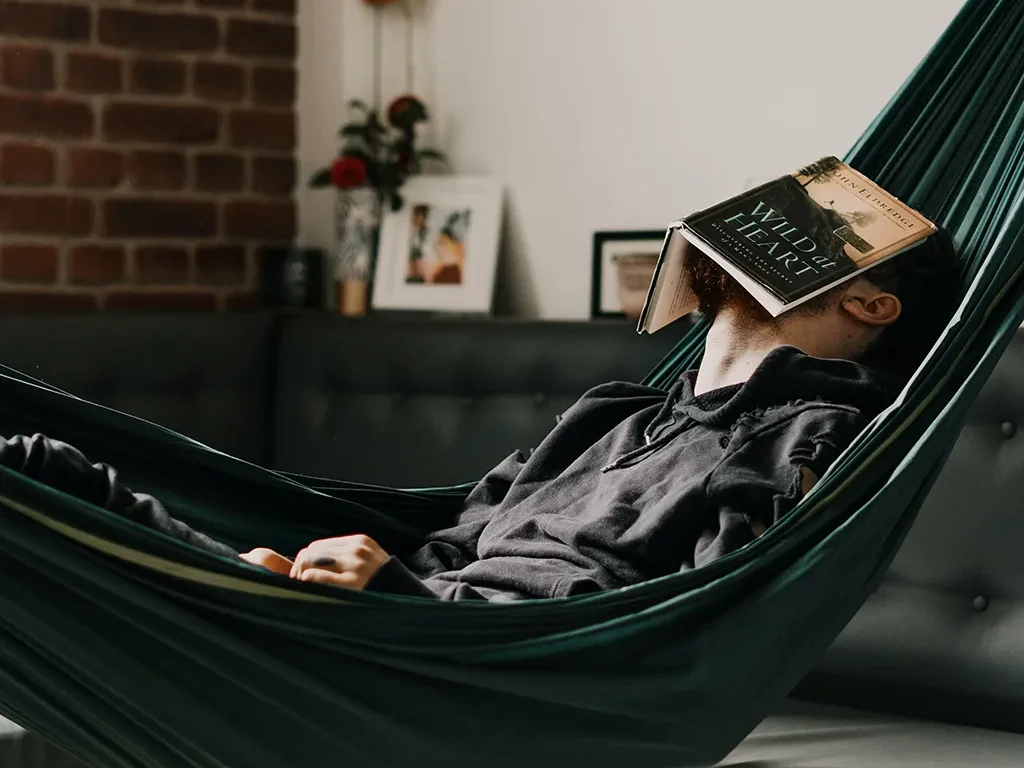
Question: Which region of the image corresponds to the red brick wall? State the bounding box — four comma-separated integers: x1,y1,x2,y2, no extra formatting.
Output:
0,0,297,312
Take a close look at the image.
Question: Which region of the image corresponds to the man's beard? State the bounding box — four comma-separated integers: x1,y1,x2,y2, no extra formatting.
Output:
685,253,835,325
685,252,775,325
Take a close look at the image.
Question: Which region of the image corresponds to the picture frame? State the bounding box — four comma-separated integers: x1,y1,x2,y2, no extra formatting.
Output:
591,230,665,319
372,175,503,314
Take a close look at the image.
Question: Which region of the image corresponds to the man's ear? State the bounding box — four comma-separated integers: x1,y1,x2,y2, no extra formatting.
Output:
841,280,902,328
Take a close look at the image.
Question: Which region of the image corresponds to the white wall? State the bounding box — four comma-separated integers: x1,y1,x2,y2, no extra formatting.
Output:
297,0,965,319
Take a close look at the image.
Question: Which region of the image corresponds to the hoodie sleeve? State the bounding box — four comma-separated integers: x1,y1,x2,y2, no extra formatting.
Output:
364,556,443,598
695,406,867,568
0,433,239,559
403,382,664,580
393,382,666,590
402,449,528,578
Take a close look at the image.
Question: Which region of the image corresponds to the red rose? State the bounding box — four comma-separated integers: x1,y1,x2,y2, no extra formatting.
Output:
387,94,428,130
330,156,368,189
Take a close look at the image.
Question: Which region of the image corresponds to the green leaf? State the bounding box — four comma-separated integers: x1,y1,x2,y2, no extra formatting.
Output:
341,148,372,164
390,192,404,212
308,167,332,188
348,98,370,112
365,114,387,135
339,123,370,138
364,161,384,188
376,165,402,188
341,141,370,158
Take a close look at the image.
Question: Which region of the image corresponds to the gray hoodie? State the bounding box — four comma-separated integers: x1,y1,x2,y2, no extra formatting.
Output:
367,346,897,600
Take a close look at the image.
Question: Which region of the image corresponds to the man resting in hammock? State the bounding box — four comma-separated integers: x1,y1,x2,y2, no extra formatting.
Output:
0,235,955,601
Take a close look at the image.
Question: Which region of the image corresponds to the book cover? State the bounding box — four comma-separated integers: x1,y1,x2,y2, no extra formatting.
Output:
638,156,937,332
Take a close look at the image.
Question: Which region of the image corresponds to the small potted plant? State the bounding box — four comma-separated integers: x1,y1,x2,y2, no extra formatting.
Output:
309,95,446,315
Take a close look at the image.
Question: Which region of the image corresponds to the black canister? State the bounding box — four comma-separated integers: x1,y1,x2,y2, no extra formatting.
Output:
259,246,326,309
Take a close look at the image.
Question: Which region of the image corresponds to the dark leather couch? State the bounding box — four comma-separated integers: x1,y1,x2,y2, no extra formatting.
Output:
0,314,1021,768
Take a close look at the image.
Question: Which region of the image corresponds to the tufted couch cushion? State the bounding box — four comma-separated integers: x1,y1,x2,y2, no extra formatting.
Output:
0,314,276,465
272,315,683,486
797,329,1024,732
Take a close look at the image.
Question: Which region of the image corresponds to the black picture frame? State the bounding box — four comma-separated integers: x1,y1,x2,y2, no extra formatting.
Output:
591,230,665,319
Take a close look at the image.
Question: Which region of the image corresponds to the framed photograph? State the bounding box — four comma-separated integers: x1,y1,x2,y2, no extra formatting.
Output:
372,176,503,313
591,230,665,319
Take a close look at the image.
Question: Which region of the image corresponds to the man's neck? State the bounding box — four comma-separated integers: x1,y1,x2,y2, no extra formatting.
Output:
695,308,790,396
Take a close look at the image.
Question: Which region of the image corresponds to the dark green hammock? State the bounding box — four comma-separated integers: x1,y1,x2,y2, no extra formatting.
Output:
2,1,1024,766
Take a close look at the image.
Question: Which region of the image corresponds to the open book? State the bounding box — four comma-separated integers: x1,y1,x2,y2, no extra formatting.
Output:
638,156,938,333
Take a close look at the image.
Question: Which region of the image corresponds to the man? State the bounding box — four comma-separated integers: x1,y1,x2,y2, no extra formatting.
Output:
0,233,957,601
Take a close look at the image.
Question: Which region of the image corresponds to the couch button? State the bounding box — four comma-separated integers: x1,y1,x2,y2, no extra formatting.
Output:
972,595,989,612
1000,420,1017,438
461,396,473,407
534,392,547,405
393,393,406,408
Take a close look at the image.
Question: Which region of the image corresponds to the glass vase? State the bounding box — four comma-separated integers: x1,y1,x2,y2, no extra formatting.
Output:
334,187,382,316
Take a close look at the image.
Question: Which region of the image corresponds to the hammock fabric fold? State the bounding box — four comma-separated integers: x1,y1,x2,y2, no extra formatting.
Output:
2,1,1024,766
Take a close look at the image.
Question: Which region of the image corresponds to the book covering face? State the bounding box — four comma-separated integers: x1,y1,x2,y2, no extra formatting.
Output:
638,156,937,332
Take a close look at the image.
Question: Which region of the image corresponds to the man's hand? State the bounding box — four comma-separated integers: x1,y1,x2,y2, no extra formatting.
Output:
799,466,820,496
240,548,294,575
750,467,821,539
288,534,389,590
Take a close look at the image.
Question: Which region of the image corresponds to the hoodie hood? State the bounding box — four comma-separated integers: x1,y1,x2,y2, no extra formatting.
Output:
651,346,900,436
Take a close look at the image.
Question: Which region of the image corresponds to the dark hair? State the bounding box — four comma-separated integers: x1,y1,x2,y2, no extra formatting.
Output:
860,227,960,379
413,205,429,217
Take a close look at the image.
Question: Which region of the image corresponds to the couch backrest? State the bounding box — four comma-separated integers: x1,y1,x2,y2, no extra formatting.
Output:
798,329,1024,731
272,315,683,485
0,314,276,465
4,313,1021,731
